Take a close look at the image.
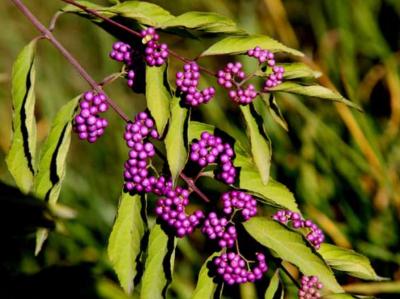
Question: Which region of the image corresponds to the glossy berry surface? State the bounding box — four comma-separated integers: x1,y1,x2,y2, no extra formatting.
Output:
272,210,325,249
201,212,237,248
298,275,323,299
221,191,257,221
213,252,268,285
176,61,215,106
141,27,169,67
155,186,204,237
73,91,109,143
190,132,236,184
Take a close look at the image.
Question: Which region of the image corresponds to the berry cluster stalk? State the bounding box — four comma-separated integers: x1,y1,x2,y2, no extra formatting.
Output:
10,0,130,122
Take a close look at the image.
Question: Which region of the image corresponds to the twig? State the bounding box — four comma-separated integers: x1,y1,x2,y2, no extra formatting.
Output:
61,0,217,77
179,173,210,203
11,0,130,122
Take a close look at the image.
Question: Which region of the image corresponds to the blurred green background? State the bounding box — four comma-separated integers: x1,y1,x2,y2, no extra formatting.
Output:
1,0,400,298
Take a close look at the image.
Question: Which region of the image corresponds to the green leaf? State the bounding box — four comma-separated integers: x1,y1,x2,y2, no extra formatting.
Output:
108,193,148,294
243,217,343,293
256,63,321,80
319,244,386,281
268,82,362,110
201,35,303,57
146,64,171,135
261,94,288,131
165,96,189,184
6,40,38,194
141,224,177,299
238,166,300,213
34,96,79,203
240,104,271,185
108,1,174,27
264,270,284,299
323,294,358,299
161,11,244,35
188,121,215,141
191,253,220,299
33,96,79,254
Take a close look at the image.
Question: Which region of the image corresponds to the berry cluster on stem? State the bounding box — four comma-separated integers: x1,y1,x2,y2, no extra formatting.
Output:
298,275,323,299
272,210,325,249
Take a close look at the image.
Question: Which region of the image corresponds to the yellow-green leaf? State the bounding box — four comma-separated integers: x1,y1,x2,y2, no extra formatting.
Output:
108,193,148,294
6,40,38,193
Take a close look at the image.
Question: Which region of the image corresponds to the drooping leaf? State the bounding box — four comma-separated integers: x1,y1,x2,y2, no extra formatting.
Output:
261,94,288,131
264,269,284,299
33,96,79,254
108,1,174,26
243,217,343,293
201,35,303,57
240,104,271,185
323,294,360,299
141,224,177,299
146,64,171,136
267,82,361,110
34,96,79,203
319,244,386,281
191,252,220,299
165,96,189,184
256,62,321,80
161,11,244,35
6,40,38,194
108,193,148,294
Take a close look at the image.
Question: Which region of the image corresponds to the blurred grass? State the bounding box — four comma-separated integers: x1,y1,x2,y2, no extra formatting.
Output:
1,0,400,298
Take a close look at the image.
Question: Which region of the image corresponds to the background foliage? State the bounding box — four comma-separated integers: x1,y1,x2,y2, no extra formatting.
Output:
1,0,400,298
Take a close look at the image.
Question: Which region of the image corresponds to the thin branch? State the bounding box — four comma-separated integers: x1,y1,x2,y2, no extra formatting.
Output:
179,173,210,203
11,0,130,122
61,0,217,77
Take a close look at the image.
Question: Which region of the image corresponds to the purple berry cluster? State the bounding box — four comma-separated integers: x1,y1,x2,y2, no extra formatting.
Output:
272,210,325,249
263,65,284,90
141,27,169,67
123,112,160,193
213,252,268,285
155,186,204,237
247,47,276,65
217,62,257,105
175,62,215,106
221,191,257,220
109,41,138,88
247,47,284,90
190,132,236,184
298,275,323,299
201,212,237,248
73,91,109,143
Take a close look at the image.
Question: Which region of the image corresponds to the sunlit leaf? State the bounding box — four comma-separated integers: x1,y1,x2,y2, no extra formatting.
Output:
33,96,79,254
161,11,244,35
141,224,177,299
261,94,288,131
146,64,171,136
264,269,284,299
243,217,343,293
256,62,321,80
6,40,38,194
191,252,220,299
108,193,148,294
201,35,303,57
165,96,189,184
319,244,387,281
240,104,271,185
267,82,361,110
